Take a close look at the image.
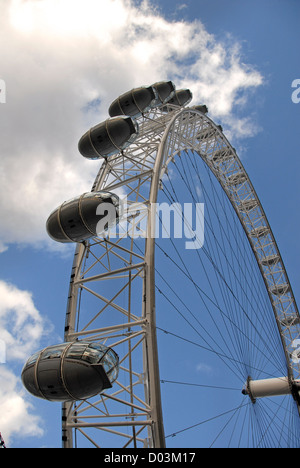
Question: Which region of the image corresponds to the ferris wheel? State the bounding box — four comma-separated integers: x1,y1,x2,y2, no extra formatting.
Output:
22,82,300,448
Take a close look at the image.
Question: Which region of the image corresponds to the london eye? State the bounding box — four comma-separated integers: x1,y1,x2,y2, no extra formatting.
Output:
22,81,300,448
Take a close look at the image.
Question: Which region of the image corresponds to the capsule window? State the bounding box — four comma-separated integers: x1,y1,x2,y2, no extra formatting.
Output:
26,351,40,366
82,347,103,364
123,99,131,108
41,344,66,360
66,343,87,360
106,364,119,383
99,348,119,383
89,343,110,353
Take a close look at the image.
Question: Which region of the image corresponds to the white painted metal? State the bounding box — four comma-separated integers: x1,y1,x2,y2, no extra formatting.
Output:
62,103,300,448
244,377,300,402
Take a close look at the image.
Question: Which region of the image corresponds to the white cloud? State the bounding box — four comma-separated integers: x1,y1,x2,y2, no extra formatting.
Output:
0,280,50,360
0,280,52,445
0,367,44,446
196,362,213,374
0,0,263,252
0,241,8,254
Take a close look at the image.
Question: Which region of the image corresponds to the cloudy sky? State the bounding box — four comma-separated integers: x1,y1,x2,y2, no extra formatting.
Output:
0,0,299,447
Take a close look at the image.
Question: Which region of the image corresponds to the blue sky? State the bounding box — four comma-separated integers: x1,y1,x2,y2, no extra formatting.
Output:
0,0,299,448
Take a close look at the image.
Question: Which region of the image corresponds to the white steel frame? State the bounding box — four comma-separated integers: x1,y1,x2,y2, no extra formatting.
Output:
62,105,300,448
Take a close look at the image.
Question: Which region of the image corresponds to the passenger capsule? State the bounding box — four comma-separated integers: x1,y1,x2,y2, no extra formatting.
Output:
162,89,193,110
46,191,120,243
249,226,269,238
78,116,138,159
281,315,300,327
212,149,234,163
191,105,208,114
271,284,290,296
239,200,258,212
197,126,216,141
151,81,176,106
261,255,280,266
227,172,247,186
21,342,119,402
109,86,156,118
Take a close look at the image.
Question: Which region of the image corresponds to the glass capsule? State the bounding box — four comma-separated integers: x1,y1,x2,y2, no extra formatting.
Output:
46,191,120,243
21,341,119,402
109,86,156,118
78,116,138,159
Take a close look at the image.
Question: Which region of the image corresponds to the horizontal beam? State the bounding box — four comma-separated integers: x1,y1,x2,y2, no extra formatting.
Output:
74,262,145,284
68,319,147,340
67,420,152,428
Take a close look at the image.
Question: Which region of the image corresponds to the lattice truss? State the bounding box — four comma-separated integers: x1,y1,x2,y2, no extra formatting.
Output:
62,105,300,448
